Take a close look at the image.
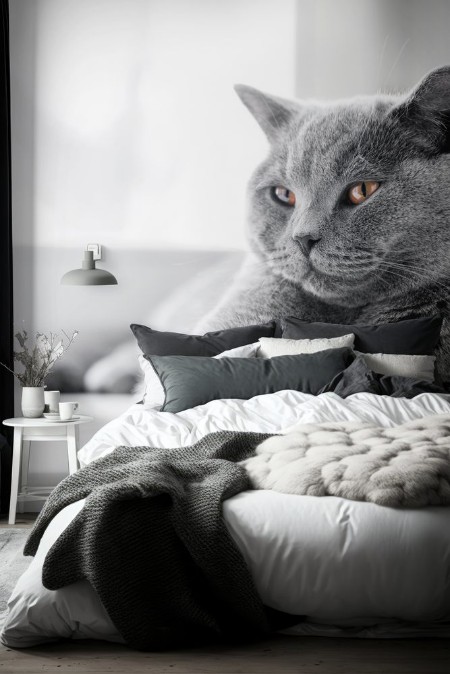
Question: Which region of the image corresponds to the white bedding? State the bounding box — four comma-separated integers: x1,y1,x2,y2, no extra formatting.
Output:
78,390,450,466
3,391,450,647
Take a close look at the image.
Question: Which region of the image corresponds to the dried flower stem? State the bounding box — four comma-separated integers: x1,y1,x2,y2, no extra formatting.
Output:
0,329,79,387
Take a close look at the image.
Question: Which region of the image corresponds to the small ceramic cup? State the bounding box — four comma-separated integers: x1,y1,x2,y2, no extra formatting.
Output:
59,401,79,421
44,390,60,414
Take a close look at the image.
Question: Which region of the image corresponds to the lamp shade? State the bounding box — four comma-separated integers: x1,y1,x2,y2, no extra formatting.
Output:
61,250,118,286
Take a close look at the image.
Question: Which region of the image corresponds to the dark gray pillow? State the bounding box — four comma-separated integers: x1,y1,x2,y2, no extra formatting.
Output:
131,321,280,357
323,356,446,399
146,347,354,413
281,315,442,356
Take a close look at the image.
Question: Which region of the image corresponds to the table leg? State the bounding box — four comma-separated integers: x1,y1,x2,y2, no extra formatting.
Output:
18,440,31,514
9,427,23,525
66,425,79,474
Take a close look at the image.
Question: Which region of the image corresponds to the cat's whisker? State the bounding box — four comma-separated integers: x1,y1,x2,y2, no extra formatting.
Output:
375,259,433,278
368,244,448,264
375,265,417,288
389,265,448,282
265,253,289,263
375,261,450,293
373,271,392,292
388,256,450,274
376,34,389,93
265,254,286,261
374,257,450,282
378,268,449,297
368,251,431,269
330,252,374,262
327,255,374,266
383,38,410,92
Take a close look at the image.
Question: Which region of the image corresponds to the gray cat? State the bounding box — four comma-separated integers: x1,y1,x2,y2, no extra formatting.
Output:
202,66,450,383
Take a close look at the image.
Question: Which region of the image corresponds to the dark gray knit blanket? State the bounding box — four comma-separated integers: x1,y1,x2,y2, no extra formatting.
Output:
24,431,297,650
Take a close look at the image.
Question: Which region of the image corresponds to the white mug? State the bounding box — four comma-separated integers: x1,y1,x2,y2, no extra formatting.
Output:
44,390,60,414
59,401,79,421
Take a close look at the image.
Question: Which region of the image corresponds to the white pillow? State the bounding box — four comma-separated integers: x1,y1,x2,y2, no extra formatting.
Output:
356,352,436,382
214,343,260,359
139,342,260,409
138,355,164,409
257,334,355,358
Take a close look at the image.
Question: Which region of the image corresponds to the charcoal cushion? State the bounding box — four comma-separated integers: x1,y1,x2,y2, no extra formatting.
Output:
131,321,280,357
281,315,442,356
146,347,354,413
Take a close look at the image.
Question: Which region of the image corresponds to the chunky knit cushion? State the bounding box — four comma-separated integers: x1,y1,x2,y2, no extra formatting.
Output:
241,414,450,508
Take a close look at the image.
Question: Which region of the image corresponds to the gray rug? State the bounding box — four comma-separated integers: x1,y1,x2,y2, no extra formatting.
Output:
0,529,32,629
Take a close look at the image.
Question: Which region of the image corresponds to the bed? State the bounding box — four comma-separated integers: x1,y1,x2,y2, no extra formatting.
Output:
3,389,450,648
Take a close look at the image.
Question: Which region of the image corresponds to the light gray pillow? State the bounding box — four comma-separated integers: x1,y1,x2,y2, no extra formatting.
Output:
356,351,436,382
258,334,355,358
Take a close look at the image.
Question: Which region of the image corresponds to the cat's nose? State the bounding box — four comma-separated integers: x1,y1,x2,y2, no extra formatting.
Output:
295,234,322,256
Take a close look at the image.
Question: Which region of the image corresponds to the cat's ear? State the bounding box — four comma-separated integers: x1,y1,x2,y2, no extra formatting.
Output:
391,66,450,152
234,84,298,143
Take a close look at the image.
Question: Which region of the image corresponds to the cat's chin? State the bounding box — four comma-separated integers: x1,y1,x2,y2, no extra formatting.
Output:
274,261,394,307
293,269,379,308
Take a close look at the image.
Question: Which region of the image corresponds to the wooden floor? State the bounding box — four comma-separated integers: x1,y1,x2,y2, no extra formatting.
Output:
0,512,37,528
1,636,449,674
1,515,449,673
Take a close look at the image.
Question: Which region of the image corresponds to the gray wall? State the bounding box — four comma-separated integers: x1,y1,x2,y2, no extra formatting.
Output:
296,0,450,98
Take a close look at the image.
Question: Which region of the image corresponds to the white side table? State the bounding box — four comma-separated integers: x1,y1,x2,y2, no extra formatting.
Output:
2,416,93,525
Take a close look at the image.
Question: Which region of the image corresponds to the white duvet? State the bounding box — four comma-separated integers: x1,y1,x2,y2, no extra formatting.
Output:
3,391,450,647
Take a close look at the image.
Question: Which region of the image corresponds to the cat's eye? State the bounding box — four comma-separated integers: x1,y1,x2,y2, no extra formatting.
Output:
272,186,296,207
347,181,380,205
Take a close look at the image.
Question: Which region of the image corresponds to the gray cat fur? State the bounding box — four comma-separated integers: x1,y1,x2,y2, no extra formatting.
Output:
202,67,450,383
